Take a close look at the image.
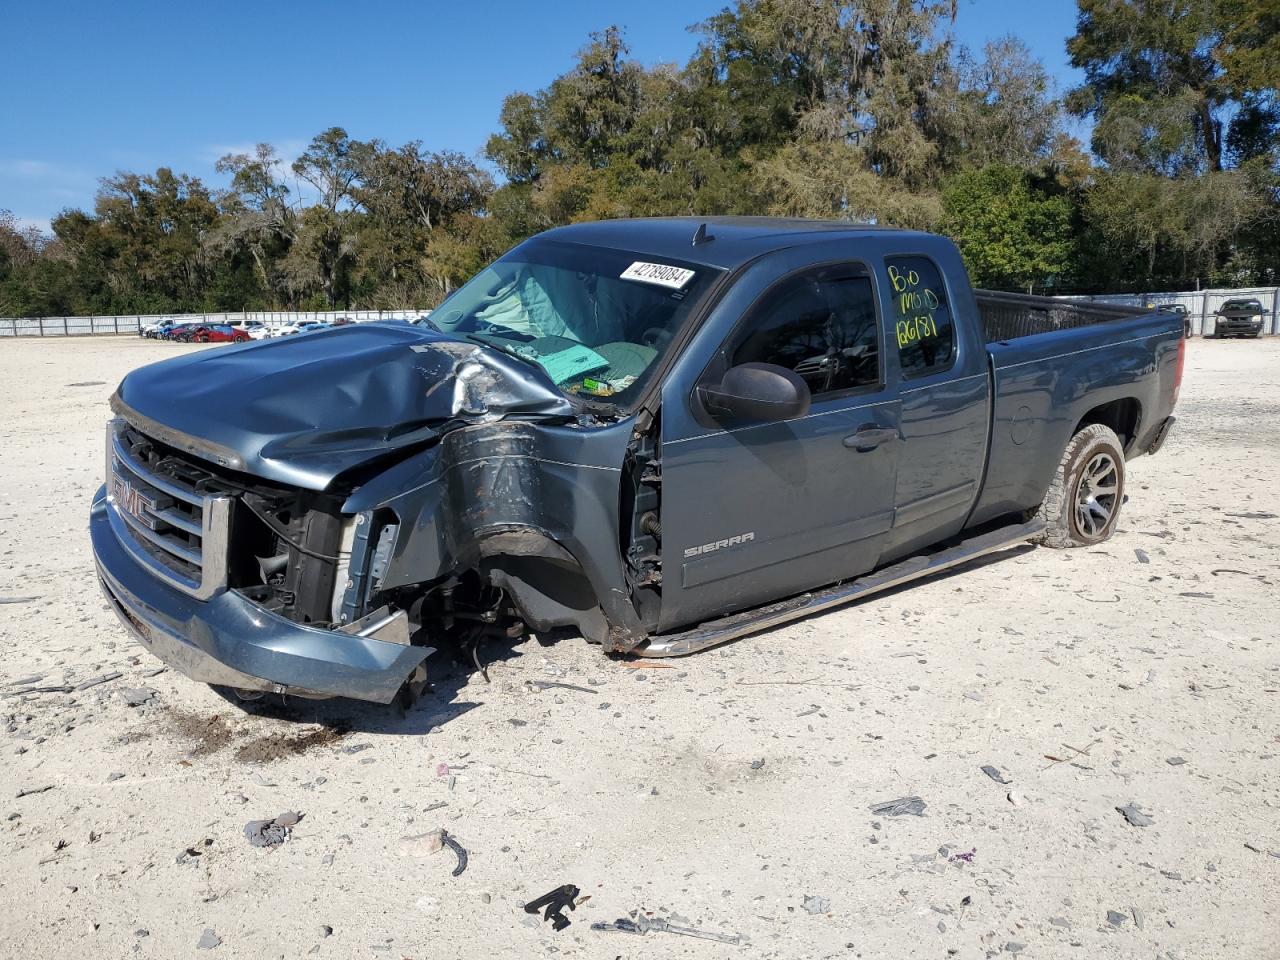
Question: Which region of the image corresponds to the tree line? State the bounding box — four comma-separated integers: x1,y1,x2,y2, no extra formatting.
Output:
1,0,1276,317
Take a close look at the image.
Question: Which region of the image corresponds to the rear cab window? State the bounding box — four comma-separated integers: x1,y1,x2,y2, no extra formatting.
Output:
885,256,955,379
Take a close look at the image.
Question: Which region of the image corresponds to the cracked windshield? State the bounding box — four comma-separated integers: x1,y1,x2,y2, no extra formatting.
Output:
423,239,721,404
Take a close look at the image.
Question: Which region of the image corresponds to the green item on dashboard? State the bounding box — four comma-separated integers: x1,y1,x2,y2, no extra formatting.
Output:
536,343,610,385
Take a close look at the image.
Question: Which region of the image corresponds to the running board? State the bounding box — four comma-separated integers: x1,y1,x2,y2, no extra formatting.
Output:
636,518,1046,658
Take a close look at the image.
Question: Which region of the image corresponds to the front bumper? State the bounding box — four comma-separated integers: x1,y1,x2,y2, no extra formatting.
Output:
1215,318,1263,334
90,487,429,703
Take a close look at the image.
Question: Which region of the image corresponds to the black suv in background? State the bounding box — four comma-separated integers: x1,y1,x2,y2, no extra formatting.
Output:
1211,298,1266,338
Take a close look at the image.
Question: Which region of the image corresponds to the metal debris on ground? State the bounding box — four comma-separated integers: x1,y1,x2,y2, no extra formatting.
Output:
75,672,123,691
1116,803,1154,827
15,785,55,798
949,847,977,864
1166,756,1187,766
1134,548,1151,564
802,895,830,914
524,884,580,931
981,764,1012,784
1106,909,1127,927
0,596,40,604
869,796,927,817
591,911,742,945
526,680,597,694
244,810,303,848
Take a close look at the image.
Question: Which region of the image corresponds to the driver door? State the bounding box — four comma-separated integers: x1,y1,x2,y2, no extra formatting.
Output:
656,261,901,632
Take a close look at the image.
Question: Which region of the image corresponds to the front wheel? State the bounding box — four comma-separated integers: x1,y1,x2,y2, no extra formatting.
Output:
1035,424,1126,549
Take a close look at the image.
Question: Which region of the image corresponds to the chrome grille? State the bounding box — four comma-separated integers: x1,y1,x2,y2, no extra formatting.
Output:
106,419,232,599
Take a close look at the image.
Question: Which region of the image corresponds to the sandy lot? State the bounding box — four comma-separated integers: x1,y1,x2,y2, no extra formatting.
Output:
0,335,1277,960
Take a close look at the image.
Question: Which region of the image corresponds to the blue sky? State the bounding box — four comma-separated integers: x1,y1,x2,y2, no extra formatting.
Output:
0,0,1083,232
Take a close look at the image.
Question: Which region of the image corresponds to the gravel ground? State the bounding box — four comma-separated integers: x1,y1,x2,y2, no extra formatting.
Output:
0,335,1277,960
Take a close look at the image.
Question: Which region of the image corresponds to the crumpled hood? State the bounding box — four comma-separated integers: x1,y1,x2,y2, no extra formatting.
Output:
115,322,576,490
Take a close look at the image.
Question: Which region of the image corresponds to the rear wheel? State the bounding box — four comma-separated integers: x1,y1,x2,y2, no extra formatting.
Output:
1035,423,1126,548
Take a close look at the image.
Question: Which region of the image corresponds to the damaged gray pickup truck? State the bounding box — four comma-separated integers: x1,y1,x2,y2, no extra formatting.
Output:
91,217,1184,705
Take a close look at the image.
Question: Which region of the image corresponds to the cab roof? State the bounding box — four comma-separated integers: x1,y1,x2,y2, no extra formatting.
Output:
536,216,936,271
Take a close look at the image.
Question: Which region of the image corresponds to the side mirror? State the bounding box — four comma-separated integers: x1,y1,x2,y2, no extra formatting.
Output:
698,362,811,423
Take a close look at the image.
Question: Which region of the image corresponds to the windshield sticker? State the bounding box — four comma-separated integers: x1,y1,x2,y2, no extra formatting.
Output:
620,261,696,290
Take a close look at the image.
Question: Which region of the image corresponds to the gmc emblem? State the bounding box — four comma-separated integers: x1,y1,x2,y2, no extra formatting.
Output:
111,471,160,530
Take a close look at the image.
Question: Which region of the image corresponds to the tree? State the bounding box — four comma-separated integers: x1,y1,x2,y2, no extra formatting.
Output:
1067,0,1260,175
942,165,1077,291
954,37,1063,170
290,128,374,306
354,144,493,303
209,144,296,306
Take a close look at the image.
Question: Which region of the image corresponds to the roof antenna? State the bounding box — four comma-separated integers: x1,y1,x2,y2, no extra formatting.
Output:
691,222,715,246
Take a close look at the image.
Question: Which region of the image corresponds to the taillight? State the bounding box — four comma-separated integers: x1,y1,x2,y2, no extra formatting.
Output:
1171,337,1186,407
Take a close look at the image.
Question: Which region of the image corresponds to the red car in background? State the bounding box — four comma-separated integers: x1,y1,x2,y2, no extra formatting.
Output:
183,324,251,343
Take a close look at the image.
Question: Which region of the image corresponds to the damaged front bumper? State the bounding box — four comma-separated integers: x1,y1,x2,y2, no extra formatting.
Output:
90,487,429,703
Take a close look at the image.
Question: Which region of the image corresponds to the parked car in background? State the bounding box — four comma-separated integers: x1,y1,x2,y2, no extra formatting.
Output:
248,325,275,340
183,324,252,343
274,322,304,337
296,321,332,334
1155,302,1191,339
162,324,194,341
331,317,355,327
139,320,170,338
1211,298,1266,338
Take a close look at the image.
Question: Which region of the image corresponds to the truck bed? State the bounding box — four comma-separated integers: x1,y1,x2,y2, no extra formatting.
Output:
966,295,1184,528
975,290,1139,344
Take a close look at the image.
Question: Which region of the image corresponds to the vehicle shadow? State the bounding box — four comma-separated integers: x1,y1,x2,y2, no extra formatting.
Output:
215,631,537,735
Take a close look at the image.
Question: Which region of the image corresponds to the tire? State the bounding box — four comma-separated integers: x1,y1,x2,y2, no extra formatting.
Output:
1034,424,1126,549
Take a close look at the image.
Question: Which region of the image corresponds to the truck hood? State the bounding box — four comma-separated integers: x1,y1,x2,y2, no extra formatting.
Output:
113,322,577,490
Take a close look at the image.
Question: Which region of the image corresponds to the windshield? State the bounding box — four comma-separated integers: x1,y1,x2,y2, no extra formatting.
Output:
423,238,722,405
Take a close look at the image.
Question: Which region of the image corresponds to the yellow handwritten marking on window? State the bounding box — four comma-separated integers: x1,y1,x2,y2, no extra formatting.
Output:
888,264,943,349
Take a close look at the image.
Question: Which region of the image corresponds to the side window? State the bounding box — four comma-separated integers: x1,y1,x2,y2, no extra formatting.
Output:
731,266,881,398
886,256,955,378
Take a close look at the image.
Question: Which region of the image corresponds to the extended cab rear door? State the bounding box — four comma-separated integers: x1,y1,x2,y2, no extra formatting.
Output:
874,244,991,560
655,245,902,632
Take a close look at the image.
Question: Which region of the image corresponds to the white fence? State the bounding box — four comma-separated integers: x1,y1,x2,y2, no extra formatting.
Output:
3,287,1277,338
0,308,430,337
1067,286,1280,337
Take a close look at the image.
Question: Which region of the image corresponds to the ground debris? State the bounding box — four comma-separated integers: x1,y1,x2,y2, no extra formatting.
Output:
981,764,1012,785
802,895,830,914
524,884,580,931
244,810,302,848
1116,803,1154,827
869,796,926,817
441,830,468,877
16,785,55,798
591,910,743,945
197,928,221,950
75,672,122,691
120,687,156,707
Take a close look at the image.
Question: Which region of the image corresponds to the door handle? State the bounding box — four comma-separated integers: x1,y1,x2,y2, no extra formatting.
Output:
843,426,898,450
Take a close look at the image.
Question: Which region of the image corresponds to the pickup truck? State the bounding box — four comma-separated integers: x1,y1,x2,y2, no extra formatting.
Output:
1211,297,1267,338
90,218,1184,705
